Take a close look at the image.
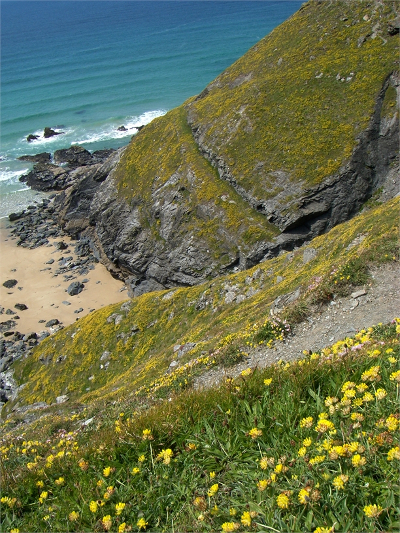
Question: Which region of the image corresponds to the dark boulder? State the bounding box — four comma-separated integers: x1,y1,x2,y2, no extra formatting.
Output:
19,163,69,191
54,145,94,169
18,152,51,164
14,303,28,311
9,211,25,221
117,125,127,132
67,281,84,296
43,127,64,138
27,134,39,142
91,149,116,164
45,319,60,327
3,279,18,289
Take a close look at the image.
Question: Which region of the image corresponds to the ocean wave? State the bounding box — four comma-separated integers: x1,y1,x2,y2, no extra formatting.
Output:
73,109,167,145
14,109,166,149
0,167,29,183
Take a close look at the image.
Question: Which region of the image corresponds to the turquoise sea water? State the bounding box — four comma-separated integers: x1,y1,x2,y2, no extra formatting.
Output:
0,0,302,217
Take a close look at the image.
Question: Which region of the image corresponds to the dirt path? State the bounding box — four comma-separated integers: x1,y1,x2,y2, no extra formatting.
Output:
195,262,399,389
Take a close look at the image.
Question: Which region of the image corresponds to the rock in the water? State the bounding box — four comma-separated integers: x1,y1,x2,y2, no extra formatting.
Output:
67,281,84,296
26,134,39,142
3,279,18,289
117,125,127,132
18,152,51,164
43,127,63,138
14,303,28,311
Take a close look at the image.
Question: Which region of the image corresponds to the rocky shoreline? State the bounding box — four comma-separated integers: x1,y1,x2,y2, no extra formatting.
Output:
0,145,128,407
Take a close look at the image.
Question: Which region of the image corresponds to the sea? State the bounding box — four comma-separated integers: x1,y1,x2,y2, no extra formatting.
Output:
0,0,302,218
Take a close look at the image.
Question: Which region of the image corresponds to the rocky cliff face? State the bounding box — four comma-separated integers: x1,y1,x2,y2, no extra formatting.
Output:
48,1,399,295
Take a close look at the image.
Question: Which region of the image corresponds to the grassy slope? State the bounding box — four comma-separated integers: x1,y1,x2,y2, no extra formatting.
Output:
4,197,398,415
1,321,399,532
187,0,399,197
115,0,398,219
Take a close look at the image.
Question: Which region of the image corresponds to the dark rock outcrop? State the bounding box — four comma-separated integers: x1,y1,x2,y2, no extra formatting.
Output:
26,134,39,142
43,127,64,138
18,152,51,164
54,145,95,169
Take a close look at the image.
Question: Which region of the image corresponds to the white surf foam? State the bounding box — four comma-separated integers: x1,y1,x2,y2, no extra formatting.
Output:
73,109,167,145
0,167,30,183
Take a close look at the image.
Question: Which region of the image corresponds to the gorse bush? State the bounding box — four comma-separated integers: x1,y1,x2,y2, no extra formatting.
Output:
1,321,399,532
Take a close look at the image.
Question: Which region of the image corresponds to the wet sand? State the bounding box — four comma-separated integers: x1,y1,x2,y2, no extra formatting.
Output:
0,220,127,335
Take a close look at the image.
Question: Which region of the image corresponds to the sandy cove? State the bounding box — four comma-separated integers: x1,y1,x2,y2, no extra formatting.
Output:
0,220,127,336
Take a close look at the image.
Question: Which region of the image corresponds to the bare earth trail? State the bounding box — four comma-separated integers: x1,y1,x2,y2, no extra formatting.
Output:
195,262,400,389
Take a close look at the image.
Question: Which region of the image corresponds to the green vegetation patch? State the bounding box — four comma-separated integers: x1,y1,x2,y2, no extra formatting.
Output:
187,0,399,196
4,197,398,414
1,321,399,532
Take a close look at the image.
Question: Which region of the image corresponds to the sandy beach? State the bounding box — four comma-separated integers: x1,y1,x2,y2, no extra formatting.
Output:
0,219,127,336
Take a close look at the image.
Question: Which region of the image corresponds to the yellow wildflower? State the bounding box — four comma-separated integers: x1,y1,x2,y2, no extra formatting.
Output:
386,415,399,431
352,454,366,467
103,466,112,477
115,502,126,515
119,523,127,533
248,427,263,439
207,483,219,497
309,455,325,465
54,477,64,486
39,491,48,504
102,515,112,531
1,497,16,508
387,446,400,461
193,497,206,510
315,419,335,433
230,508,237,516
78,458,88,471
36,480,44,488
221,523,237,533
375,388,387,400
89,501,98,513
390,370,400,382
257,479,270,491
363,504,383,518
276,493,290,509
142,429,153,440
362,392,374,402
270,473,277,482
361,366,380,382
303,437,312,447
241,511,252,527
69,511,79,521
156,448,173,465
264,378,273,386
298,487,311,504
341,381,356,392
298,447,307,457
132,467,140,475
314,528,334,533
300,417,314,428
333,474,348,490
356,383,369,393
209,471,216,479
388,356,397,363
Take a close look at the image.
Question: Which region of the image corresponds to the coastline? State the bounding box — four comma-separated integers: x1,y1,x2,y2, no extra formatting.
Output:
0,216,127,337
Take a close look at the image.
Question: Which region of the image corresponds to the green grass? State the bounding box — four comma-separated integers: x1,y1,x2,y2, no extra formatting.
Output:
1,321,399,532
